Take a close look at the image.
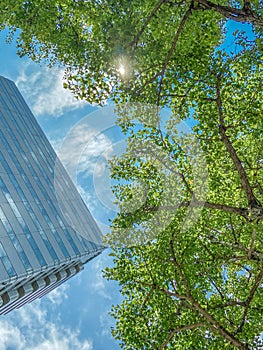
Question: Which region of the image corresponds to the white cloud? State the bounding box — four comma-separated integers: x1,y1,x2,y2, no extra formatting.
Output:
90,255,113,300
99,311,114,338
54,123,113,181
27,324,92,350
0,299,93,350
76,184,97,213
15,62,86,117
16,299,47,327
0,320,25,350
50,125,114,235
46,283,69,305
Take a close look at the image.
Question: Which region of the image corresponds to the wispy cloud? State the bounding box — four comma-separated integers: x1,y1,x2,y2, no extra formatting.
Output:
46,283,69,306
53,123,113,181
15,62,86,117
0,320,25,350
27,323,92,350
90,255,114,300
76,184,97,213
99,311,115,339
0,299,93,350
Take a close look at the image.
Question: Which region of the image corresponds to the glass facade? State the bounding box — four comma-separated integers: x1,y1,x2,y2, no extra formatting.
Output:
0,76,104,314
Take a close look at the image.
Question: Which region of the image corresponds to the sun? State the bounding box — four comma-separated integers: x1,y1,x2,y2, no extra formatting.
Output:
118,64,126,76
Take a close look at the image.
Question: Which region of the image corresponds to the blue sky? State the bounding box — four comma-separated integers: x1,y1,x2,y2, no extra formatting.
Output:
0,30,122,350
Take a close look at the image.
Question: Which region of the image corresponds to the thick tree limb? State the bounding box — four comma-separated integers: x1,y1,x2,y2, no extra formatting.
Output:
197,0,263,28
159,322,205,349
166,241,250,349
216,75,260,210
189,298,250,349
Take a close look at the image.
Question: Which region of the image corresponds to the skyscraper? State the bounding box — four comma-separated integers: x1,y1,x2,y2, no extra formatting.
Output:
0,75,104,314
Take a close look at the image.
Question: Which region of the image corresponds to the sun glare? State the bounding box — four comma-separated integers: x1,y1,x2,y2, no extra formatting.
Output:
118,64,126,76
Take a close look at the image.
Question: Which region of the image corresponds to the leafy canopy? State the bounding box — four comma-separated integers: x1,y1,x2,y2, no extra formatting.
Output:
1,0,262,104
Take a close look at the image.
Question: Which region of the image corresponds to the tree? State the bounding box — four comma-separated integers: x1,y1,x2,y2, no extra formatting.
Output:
104,46,263,349
1,1,263,348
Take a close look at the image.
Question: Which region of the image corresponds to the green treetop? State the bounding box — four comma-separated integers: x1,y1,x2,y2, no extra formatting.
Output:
0,0,262,104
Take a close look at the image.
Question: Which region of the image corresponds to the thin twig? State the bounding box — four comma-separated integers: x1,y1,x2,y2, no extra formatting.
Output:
143,200,249,219
236,264,263,333
248,228,256,259
132,0,169,47
156,4,193,107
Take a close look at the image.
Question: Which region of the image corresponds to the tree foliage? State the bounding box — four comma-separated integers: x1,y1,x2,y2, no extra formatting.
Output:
105,46,263,349
0,0,262,103
1,0,263,349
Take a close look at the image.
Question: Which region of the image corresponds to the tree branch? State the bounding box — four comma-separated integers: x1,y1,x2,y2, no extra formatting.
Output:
197,0,263,28
189,298,250,349
133,0,170,47
216,75,260,210
212,300,246,309
144,200,249,218
248,228,256,259
208,277,224,300
147,151,194,195
159,322,205,349
169,237,249,349
170,239,191,295
140,286,154,309
156,3,193,106
236,263,263,333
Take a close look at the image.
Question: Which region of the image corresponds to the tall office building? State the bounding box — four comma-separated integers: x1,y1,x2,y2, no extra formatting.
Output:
0,75,104,314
